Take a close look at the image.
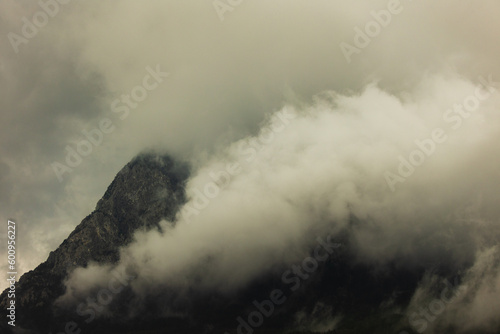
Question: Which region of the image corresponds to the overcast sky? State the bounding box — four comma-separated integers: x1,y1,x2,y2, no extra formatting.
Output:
1,2,500,330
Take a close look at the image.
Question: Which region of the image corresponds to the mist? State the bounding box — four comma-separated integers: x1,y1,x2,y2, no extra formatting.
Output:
1,0,500,331
60,74,500,332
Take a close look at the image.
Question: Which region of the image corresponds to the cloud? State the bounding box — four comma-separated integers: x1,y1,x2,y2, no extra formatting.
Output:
1,2,500,331
433,246,500,333
60,74,500,332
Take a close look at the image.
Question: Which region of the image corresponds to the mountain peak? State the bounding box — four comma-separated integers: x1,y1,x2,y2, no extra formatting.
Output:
0,153,189,333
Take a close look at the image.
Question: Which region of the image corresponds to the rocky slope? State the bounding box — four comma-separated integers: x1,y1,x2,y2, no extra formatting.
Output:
0,153,189,333
1,153,495,334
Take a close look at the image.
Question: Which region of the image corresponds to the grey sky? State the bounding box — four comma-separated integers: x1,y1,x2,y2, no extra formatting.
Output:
1,2,500,330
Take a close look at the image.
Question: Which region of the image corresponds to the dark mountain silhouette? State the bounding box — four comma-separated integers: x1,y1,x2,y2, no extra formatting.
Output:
0,153,189,333
0,153,492,334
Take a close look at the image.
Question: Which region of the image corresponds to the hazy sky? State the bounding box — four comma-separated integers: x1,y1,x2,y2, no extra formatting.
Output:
1,1,500,331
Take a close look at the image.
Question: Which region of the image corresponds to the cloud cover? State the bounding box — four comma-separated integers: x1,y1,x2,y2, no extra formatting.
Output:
1,0,500,331
62,75,500,332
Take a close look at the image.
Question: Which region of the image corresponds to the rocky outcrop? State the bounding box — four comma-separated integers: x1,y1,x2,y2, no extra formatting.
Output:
0,153,189,333
1,152,489,334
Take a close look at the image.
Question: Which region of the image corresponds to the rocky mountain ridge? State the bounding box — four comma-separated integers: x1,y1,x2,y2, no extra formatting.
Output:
1,153,497,334
0,153,189,333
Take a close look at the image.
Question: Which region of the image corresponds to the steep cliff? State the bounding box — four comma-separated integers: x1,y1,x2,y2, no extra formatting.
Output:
0,153,189,333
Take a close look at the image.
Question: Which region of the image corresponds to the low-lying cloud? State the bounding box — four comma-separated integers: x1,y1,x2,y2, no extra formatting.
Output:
2,1,500,331
60,74,500,332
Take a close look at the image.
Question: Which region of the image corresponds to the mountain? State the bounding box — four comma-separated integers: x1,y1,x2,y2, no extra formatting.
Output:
0,153,189,333
0,153,489,334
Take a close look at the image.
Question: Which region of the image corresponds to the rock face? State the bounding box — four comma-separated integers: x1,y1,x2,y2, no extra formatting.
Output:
0,153,448,334
0,152,419,334
0,153,189,333
2,153,496,334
